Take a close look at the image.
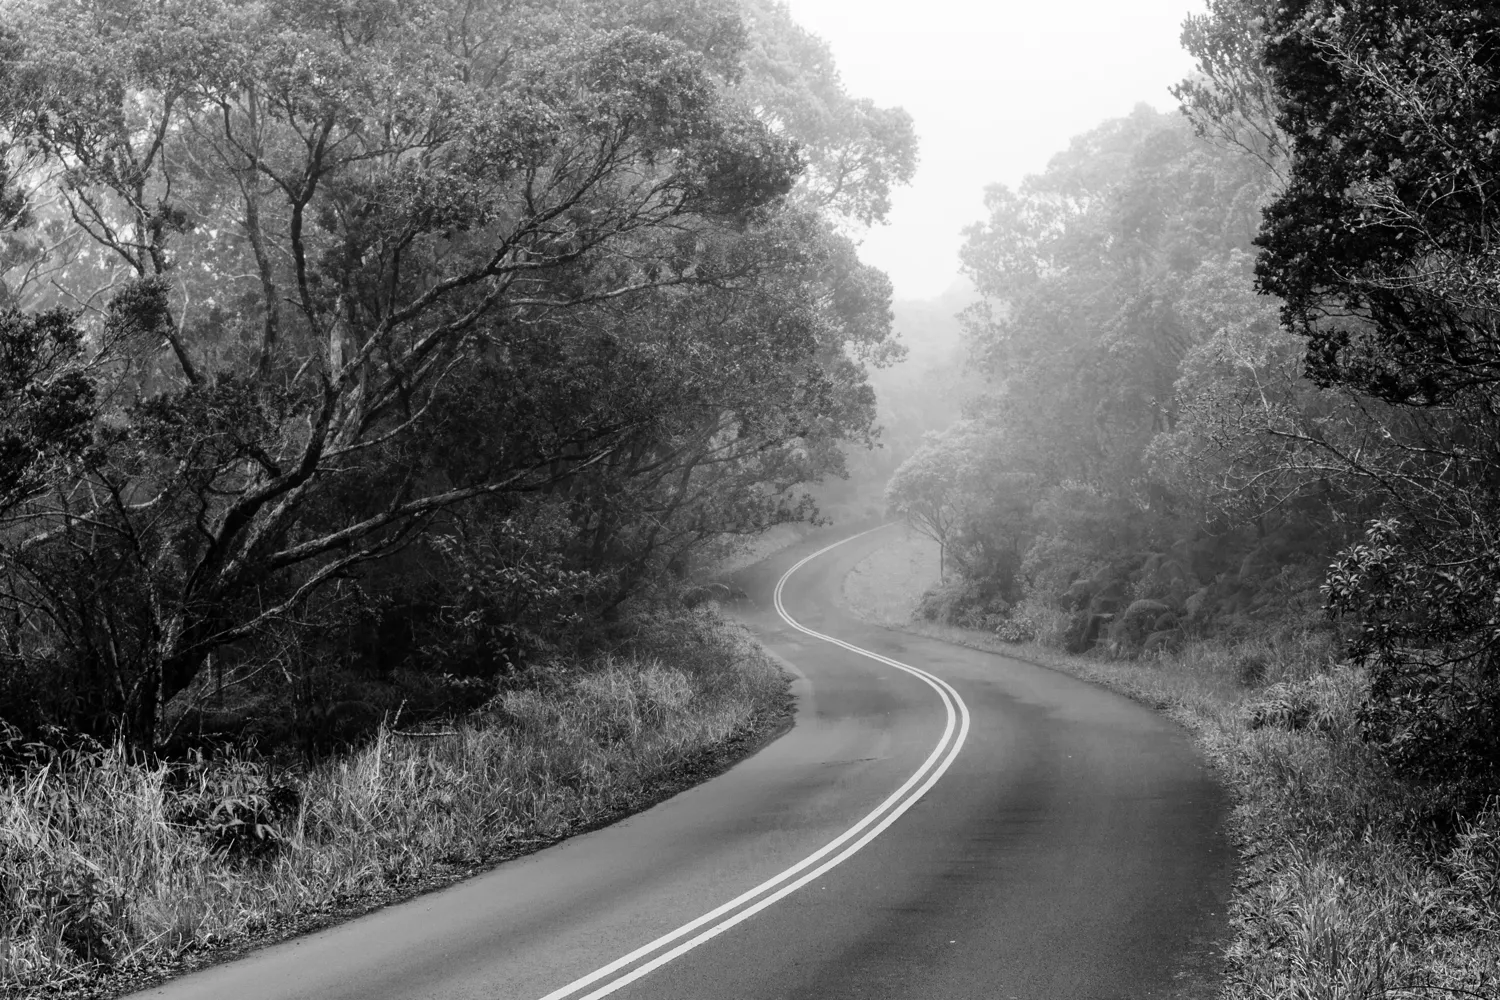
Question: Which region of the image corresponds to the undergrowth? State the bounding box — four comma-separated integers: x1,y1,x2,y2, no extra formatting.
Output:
844,530,1500,1000
0,606,788,998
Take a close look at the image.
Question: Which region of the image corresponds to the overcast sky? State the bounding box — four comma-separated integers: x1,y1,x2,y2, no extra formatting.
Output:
782,0,1200,301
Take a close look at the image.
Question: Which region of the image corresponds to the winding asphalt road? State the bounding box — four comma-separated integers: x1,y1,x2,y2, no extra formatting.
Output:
129,525,1232,1000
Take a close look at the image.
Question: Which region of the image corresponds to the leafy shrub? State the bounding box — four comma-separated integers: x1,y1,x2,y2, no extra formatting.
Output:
1326,519,1500,791
1107,599,1173,655
916,578,985,624
1013,596,1072,647
1020,486,1150,598
990,614,1037,642
168,756,300,862
1246,667,1367,737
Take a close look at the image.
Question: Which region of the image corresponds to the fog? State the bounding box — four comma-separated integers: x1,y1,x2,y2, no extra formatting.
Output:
785,0,1197,301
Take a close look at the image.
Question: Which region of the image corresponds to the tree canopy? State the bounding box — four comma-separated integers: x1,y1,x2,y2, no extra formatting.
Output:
899,0,1500,792
0,0,912,750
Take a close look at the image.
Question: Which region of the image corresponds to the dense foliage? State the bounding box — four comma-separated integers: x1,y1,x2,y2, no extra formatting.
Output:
889,104,1337,649
0,0,912,754
887,0,1500,795
1257,0,1500,790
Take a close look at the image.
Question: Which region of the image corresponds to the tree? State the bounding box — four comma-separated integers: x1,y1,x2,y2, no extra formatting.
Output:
1174,0,1287,173
933,82,1353,647
959,106,1278,496
0,0,904,748
737,0,918,228
1147,250,1355,526
1257,0,1500,404
884,427,974,580
1254,0,1500,787
885,420,1037,616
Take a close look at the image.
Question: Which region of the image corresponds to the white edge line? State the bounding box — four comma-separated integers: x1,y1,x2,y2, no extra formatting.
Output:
534,525,971,1000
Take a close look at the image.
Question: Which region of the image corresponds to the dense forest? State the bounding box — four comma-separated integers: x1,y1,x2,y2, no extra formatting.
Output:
4,0,1500,995
0,0,915,755
887,0,1500,797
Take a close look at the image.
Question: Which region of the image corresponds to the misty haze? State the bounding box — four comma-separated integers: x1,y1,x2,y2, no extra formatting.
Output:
0,2,1496,999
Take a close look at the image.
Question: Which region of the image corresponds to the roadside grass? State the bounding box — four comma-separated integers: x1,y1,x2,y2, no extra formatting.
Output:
0,606,789,999
842,528,1500,1000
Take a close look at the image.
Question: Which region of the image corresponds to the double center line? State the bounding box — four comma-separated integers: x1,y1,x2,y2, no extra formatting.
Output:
535,527,973,1000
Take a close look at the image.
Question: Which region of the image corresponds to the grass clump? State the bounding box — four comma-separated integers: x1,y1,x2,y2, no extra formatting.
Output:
844,530,1500,999
0,606,788,998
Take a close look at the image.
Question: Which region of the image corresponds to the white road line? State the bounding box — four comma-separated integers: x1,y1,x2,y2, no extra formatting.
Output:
533,526,972,1000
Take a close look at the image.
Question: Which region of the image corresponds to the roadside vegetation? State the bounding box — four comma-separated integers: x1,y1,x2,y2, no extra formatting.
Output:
1,606,789,998
871,1,1500,996
0,0,903,994
849,530,1499,998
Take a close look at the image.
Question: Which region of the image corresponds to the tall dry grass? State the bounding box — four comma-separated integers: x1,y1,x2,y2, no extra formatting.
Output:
0,608,787,997
842,531,1500,999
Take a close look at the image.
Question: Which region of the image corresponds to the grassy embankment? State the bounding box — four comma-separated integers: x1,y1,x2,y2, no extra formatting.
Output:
844,525,1499,999
0,607,789,999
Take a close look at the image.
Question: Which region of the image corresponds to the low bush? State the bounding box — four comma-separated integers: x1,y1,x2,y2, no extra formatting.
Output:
1012,597,1071,648
989,614,1036,643
914,578,981,623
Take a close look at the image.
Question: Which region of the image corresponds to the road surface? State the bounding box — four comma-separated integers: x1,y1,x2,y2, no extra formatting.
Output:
128,526,1232,1000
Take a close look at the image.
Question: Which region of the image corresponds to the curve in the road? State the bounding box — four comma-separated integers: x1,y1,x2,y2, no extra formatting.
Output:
122,525,1228,1000
537,527,972,1000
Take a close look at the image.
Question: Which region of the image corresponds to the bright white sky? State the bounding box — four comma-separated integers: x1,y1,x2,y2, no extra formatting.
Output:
783,0,1200,301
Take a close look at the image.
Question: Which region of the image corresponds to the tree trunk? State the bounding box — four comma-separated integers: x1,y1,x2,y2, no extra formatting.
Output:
125,659,161,753
124,617,214,752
